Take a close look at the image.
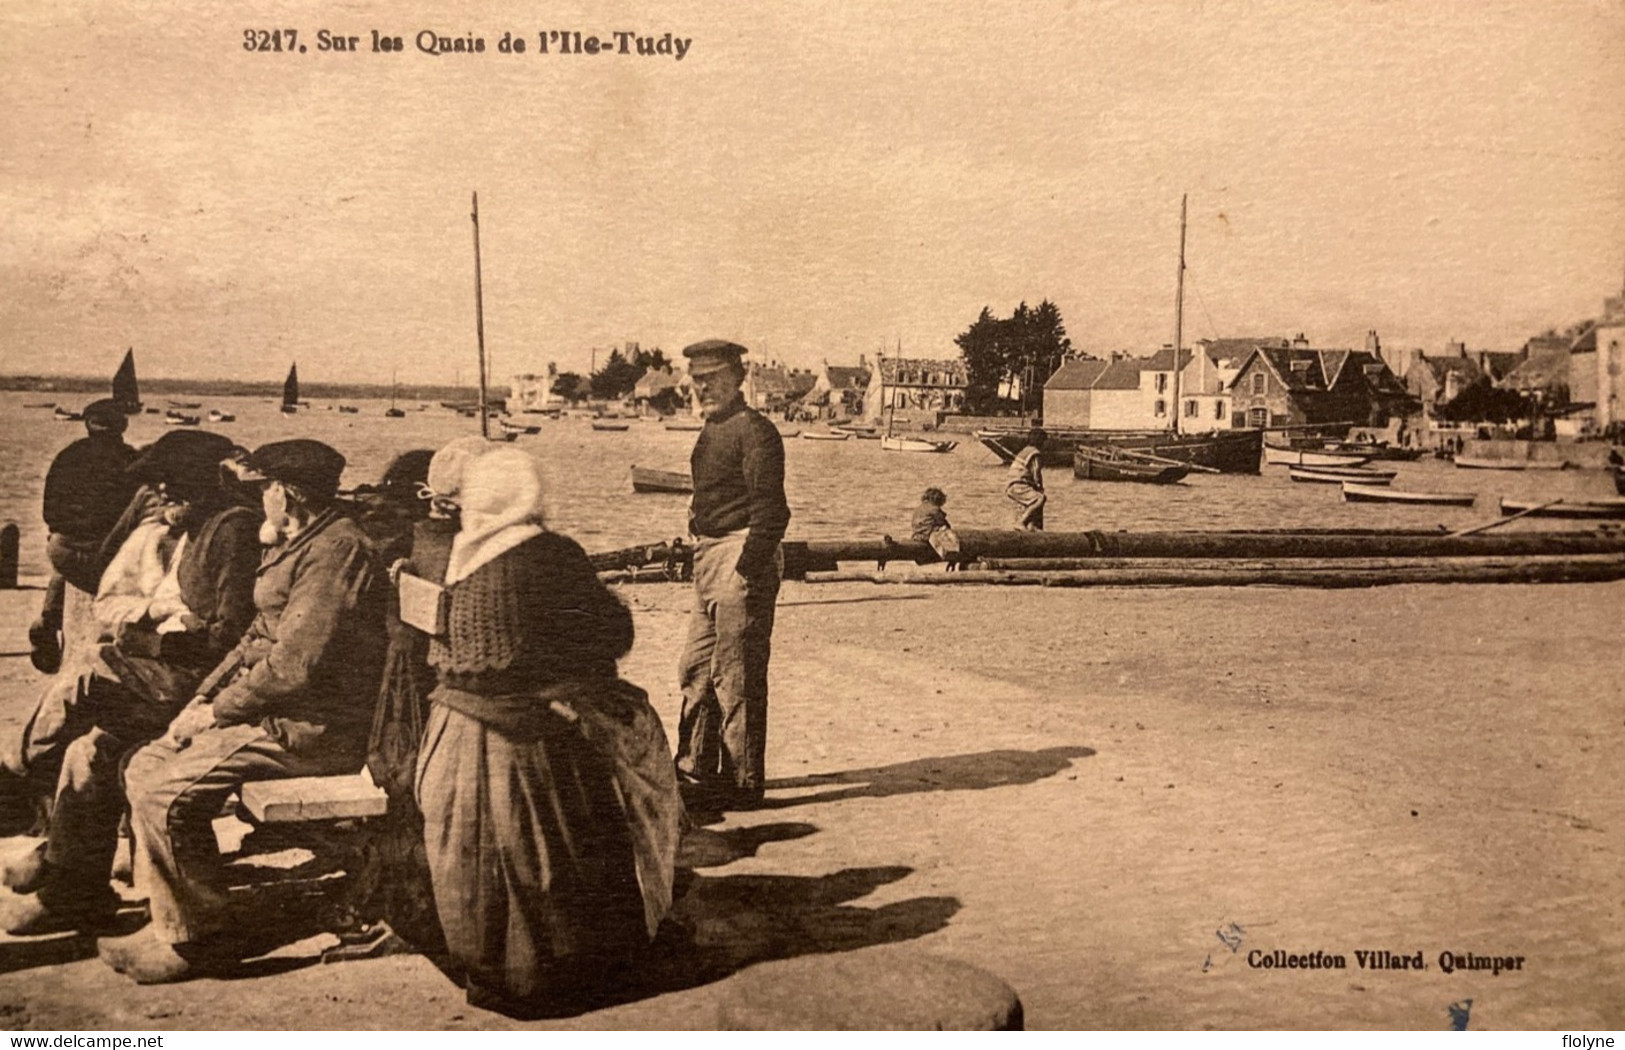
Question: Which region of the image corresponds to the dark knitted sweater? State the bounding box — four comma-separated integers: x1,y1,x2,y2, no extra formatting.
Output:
688,397,790,576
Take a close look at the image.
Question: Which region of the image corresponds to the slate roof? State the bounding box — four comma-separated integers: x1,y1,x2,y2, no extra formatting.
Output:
1195,337,1289,364
1142,348,1195,372
825,365,871,390
1044,358,1109,391
1092,358,1146,391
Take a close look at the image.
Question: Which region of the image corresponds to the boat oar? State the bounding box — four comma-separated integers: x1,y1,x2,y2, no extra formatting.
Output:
1117,448,1221,474
1448,499,1564,537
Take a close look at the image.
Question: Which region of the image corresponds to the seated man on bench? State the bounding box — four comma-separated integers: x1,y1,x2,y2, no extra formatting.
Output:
96,439,386,985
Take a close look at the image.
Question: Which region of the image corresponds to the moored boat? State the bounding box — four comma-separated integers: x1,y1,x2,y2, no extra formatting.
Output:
802,430,851,441
112,349,142,414
630,465,695,494
1342,481,1475,506
1454,455,1569,471
664,419,704,432
280,363,300,415
206,409,236,423
167,400,203,410
164,411,201,426
498,419,541,436
52,406,82,422
881,434,957,453
591,421,631,432
1264,444,1373,468
980,427,1264,474
1499,497,1625,520
1288,465,1397,484
23,402,55,410
1073,446,1189,483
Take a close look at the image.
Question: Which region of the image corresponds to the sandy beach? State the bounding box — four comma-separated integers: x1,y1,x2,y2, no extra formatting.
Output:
0,571,1620,1030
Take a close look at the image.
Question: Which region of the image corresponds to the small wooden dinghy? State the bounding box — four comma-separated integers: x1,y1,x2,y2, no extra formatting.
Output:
1498,497,1625,520
631,465,695,494
1342,481,1475,506
1289,465,1397,484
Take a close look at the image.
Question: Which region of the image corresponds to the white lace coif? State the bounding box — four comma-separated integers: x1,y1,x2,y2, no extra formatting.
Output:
444,446,547,586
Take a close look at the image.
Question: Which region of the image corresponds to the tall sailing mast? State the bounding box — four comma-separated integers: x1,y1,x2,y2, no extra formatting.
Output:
1170,193,1188,436
471,191,490,440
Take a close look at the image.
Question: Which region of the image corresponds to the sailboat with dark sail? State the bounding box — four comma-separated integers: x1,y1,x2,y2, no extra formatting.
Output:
385,369,406,418
112,349,142,414
280,364,299,415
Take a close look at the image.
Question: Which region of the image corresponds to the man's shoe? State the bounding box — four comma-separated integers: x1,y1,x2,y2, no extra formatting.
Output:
1,843,48,894
99,932,228,984
0,890,117,937
27,619,61,676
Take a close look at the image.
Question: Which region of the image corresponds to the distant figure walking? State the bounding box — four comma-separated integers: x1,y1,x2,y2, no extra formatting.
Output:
1005,428,1047,531
31,400,139,675
911,487,960,565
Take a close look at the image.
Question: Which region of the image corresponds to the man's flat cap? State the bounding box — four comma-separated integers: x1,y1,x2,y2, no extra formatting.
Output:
81,399,127,428
682,339,748,376
127,430,238,492
237,439,346,498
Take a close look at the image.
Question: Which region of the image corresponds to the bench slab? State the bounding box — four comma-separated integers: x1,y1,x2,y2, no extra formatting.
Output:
240,772,388,823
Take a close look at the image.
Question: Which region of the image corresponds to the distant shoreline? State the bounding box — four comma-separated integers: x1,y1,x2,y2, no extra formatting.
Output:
0,374,507,402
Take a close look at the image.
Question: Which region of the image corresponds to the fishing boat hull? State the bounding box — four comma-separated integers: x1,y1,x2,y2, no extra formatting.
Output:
53,408,82,422
1499,497,1625,520
803,431,851,441
1264,445,1373,468
384,408,406,418
591,422,631,432
1288,466,1396,484
665,420,704,432
981,428,1264,474
1342,482,1474,506
631,466,695,494
164,413,200,427
881,435,957,453
206,411,235,423
1072,448,1189,483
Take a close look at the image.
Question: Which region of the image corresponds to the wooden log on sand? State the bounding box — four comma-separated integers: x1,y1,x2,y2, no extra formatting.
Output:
804,554,1625,589
781,529,1625,578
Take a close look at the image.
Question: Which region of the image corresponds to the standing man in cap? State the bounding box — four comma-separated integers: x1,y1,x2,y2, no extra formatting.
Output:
99,439,387,983
29,399,139,675
674,340,791,813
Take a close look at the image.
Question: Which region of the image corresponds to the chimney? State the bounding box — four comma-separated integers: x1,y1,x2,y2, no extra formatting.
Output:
858,353,867,369
1365,330,1380,354
1292,333,1310,349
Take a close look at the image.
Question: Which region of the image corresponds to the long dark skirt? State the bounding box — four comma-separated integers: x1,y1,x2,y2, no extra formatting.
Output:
415,699,651,1012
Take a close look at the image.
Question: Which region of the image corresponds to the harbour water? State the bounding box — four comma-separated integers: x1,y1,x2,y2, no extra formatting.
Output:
2,391,1619,578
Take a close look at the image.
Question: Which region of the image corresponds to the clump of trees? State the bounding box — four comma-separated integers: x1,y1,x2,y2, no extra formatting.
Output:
1435,377,1535,424
954,300,1072,415
548,345,672,402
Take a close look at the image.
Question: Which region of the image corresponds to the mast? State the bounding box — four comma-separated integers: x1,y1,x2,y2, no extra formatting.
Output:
1170,193,1188,436
471,190,490,439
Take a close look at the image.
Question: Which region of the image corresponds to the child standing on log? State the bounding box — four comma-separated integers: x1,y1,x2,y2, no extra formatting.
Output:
1005,429,1047,531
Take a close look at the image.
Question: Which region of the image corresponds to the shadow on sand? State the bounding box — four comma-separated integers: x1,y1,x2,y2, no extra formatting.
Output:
758,744,1095,809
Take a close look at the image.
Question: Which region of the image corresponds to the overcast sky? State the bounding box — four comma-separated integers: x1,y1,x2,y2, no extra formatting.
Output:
2,0,1623,384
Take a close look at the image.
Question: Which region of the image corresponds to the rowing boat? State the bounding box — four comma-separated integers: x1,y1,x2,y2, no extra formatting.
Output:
881,434,957,453
1073,446,1189,483
1454,455,1568,471
631,465,694,495
979,427,1264,474
1288,465,1397,484
1263,445,1373,468
802,430,851,441
1342,482,1475,506
1499,497,1625,520
591,421,631,432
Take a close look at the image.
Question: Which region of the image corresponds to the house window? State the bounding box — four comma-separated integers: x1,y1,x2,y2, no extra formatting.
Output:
1214,400,1225,420
1252,373,1265,394
1154,399,1167,417
1248,407,1268,428
1155,373,1168,393
1184,400,1198,418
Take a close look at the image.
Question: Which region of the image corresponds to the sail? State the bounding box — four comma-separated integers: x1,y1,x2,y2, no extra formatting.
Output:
112,349,141,412
283,364,299,406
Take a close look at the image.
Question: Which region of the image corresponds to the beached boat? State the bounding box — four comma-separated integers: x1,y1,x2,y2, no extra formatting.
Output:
776,427,801,439
802,430,852,441
664,419,704,432
280,364,299,415
1288,465,1397,484
112,349,141,414
206,409,236,423
53,406,82,422
833,424,880,438
168,400,203,410
881,434,957,453
1325,441,1425,461
497,419,541,436
1263,444,1373,468
23,402,55,409
1073,446,1189,483
337,405,360,415
591,421,631,432
164,411,200,426
979,427,1264,474
631,465,694,495
1454,455,1569,471
1499,497,1625,520
1342,481,1475,506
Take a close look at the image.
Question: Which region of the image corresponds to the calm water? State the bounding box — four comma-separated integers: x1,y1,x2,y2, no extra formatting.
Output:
2,391,1618,578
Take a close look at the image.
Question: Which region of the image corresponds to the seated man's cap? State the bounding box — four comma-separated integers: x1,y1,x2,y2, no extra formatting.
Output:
236,439,347,499
81,399,127,428
682,339,748,377
351,448,434,502
127,430,238,494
